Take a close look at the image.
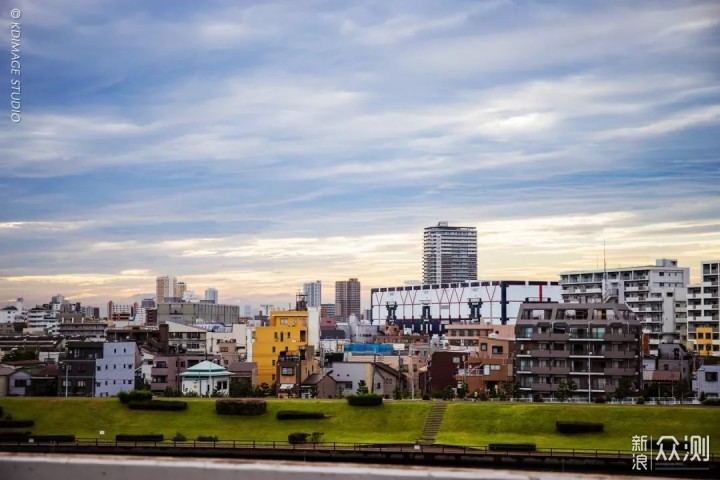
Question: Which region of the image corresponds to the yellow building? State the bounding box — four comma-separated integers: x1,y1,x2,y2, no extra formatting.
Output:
252,310,309,385
696,326,715,356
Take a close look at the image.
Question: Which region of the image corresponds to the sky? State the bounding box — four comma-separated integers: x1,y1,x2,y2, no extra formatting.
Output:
1,0,719,313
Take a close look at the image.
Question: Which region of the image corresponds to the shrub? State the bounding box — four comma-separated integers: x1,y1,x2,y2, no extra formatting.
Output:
172,432,187,442
556,421,604,434
0,420,34,428
636,396,645,405
346,394,383,406
0,432,31,442
128,400,188,411
288,432,309,444
215,399,267,416
703,398,720,406
29,435,75,442
163,387,182,397
0,407,3,416
593,395,606,404
116,434,164,442
310,432,324,443
118,390,152,404
276,410,325,420
489,443,536,451
197,435,218,442
421,394,430,401
532,394,544,403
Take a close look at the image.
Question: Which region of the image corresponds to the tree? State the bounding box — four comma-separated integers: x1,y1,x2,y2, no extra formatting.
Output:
309,385,319,399
1,349,38,362
613,377,634,401
356,380,369,395
555,379,577,402
676,379,691,400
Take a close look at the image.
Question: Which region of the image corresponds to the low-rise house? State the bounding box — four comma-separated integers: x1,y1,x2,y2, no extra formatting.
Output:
179,360,230,396
697,364,720,398
59,341,138,397
148,353,219,394
300,372,336,399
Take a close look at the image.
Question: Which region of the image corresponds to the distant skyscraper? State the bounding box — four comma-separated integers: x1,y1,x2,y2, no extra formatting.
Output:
423,222,478,284
243,305,252,317
156,276,177,304
335,278,361,321
303,281,322,307
205,288,219,304
176,281,187,299
320,303,336,318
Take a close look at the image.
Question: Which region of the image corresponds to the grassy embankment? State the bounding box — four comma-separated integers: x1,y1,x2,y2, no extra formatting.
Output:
1,398,718,451
437,402,720,450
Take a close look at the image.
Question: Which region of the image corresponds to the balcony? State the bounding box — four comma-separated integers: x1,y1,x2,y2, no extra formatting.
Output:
604,385,617,393
531,383,558,392
531,333,570,342
604,350,638,359
570,369,605,375
530,366,571,375
569,350,605,357
151,367,170,376
529,350,570,358
604,367,637,376
569,334,605,341
605,333,636,342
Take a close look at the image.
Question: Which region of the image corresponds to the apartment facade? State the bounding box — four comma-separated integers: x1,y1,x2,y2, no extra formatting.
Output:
335,278,361,321
303,281,322,308
560,259,689,355
515,302,642,401
250,310,310,386
423,222,477,284
59,341,138,397
156,276,176,304
157,302,240,325
687,260,720,356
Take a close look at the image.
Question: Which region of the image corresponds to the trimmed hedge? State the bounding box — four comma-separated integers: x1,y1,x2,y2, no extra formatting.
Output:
116,434,164,442
118,390,153,404
0,407,3,416
0,419,34,428
489,443,537,451
128,400,188,411
702,398,720,406
215,399,267,416
347,394,383,406
556,421,604,434
0,432,31,442
276,410,325,420
29,435,76,442
197,435,219,442
288,432,310,444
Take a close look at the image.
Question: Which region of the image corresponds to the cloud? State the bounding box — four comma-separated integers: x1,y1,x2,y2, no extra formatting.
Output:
1,0,719,310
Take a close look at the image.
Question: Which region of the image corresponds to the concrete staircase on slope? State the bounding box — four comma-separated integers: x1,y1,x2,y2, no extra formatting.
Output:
417,402,447,445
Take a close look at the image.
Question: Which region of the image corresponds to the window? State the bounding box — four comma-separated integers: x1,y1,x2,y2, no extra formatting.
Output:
491,346,503,354
14,379,27,387
77,380,86,387
706,372,719,382
490,365,501,371
281,367,294,376
96,366,101,372
272,360,276,366
78,364,87,373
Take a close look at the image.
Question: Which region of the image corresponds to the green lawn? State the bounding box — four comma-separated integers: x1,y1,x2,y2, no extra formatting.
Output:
0,398,429,443
2,398,718,452
436,402,720,451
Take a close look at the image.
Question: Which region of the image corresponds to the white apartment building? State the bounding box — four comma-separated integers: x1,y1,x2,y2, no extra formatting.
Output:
303,281,322,307
560,259,689,356
423,222,478,284
26,307,59,334
687,260,720,357
205,288,219,304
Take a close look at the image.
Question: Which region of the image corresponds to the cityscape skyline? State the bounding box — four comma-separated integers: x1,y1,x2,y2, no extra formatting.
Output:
1,1,719,311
